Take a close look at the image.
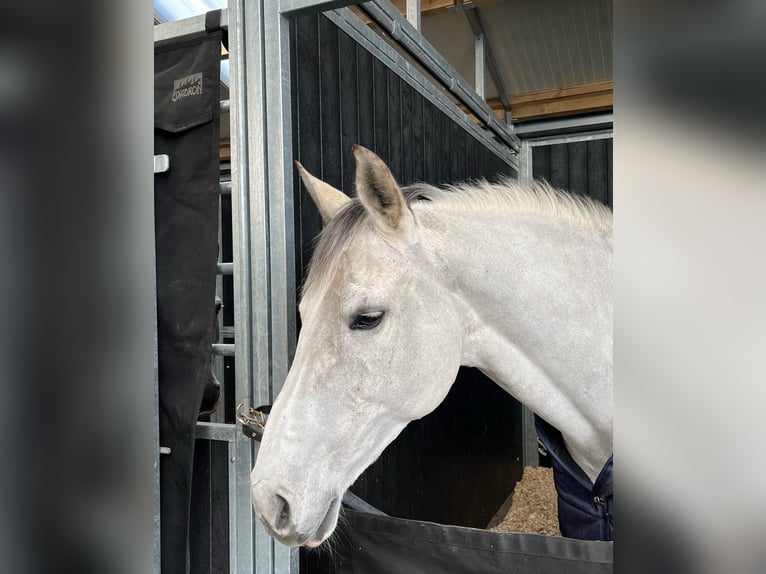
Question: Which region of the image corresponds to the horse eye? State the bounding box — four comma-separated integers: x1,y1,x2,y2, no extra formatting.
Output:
350,311,385,330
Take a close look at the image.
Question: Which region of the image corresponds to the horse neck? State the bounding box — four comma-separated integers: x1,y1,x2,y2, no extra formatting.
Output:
419,206,613,480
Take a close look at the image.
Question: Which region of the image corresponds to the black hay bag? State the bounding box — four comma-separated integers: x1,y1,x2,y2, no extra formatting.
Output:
154,18,222,574
335,511,613,574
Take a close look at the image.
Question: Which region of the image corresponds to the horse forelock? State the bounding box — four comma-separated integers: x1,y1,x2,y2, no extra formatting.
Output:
301,179,612,301
302,199,368,302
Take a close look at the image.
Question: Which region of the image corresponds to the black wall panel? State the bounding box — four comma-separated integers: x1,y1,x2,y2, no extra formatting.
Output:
532,136,613,209
291,16,520,570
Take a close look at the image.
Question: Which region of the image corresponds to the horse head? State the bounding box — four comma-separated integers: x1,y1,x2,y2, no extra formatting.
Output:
250,146,463,547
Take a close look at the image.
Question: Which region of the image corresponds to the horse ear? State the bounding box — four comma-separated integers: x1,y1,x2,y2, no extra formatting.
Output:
353,145,407,231
295,162,350,224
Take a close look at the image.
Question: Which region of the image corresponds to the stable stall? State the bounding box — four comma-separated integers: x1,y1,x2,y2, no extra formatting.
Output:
153,1,612,572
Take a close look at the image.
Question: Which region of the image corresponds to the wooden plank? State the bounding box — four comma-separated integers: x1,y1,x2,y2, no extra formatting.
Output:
587,139,608,206
483,81,613,121
388,69,403,180
400,81,414,185
567,141,588,196
219,138,230,160
412,91,424,183
606,138,613,209
423,101,435,183
512,93,612,121
549,143,568,190
451,120,464,183
510,81,613,105
295,14,322,277
319,15,342,189
512,82,614,120
373,57,389,161
464,131,477,180
357,44,375,153
439,109,451,184
339,28,359,194
532,144,550,182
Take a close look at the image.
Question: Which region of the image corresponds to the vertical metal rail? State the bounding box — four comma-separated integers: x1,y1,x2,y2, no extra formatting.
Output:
228,0,272,571
474,32,485,99
406,0,421,32
264,0,298,400
261,0,300,571
461,4,511,114
518,138,532,186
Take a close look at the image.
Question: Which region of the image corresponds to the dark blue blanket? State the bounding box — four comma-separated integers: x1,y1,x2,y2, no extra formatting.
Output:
535,416,613,541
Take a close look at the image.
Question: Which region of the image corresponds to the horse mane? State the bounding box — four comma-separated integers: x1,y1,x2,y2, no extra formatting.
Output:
302,179,612,300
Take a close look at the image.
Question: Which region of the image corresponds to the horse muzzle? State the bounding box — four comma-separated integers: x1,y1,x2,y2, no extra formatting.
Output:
251,478,340,547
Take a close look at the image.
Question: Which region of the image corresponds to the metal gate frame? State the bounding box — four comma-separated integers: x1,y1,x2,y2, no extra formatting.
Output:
154,1,520,573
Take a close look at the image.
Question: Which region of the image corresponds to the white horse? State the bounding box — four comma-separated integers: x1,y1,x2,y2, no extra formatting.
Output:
251,145,612,547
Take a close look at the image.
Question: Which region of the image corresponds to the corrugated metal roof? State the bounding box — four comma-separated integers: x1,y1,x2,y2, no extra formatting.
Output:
424,0,612,97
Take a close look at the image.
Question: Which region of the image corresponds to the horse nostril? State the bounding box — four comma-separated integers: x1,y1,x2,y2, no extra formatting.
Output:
274,494,291,532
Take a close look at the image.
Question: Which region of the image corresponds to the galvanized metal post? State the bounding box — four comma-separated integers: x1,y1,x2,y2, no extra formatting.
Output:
474,32,485,99
518,138,532,186
517,138,538,468
406,0,421,32
262,0,300,571
228,0,272,569
462,5,510,113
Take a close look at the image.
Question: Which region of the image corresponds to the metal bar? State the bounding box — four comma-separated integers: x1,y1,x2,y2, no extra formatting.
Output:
279,0,363,17
462,6,511,112
153,9,229,45
263,3,299,572
264,2,297,402
219,181,232,194
526,130,613,147
474,32,485,99
227,440,239,574
217,262,234,275
521,406,539,468
212,343,235,356
406,0,421,32
325,8,517,170
227,0,259,569
513,113,613,137
518,139,532,186
195,422,238,442
230,0,288,570
359,0,519,151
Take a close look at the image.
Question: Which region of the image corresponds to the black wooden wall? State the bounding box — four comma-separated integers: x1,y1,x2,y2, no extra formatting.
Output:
291,13,521,569
532,137,613,208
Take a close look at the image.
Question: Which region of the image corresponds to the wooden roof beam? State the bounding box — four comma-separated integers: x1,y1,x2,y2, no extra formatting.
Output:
485,81,614,122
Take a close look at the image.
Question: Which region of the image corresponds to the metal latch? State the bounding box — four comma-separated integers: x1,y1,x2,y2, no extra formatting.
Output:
236,403,271,442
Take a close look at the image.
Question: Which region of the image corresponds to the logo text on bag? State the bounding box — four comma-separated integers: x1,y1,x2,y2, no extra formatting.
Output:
172,73,203,102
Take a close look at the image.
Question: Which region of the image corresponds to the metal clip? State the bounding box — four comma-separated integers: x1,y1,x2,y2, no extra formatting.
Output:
236,402,270,442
